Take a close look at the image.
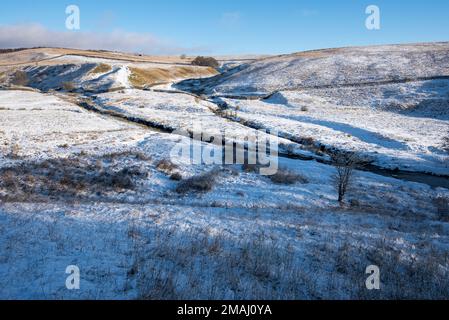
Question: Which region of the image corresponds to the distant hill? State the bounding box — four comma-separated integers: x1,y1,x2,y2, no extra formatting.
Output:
192,42,449,96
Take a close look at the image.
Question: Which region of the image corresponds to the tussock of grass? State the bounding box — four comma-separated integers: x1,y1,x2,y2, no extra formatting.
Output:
176,169,220,194
89,63,112,75
6,142,21,159
170,172,183,181
155,159,183,181
242,163,259,173
243,164,309,185
269,167,309,185
156,159,179,174
62,81,76,92
434,196,449,221
102,151,152,162
129,66,217,88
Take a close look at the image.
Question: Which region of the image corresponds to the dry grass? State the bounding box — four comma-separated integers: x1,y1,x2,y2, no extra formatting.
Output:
242,163,260,173
0,156,148,202
2,187,447,299
301,136,316,146
269,167,309,185
129,67,170,88
10,70,28,86
89,63,112,75
156,159,179,173
242,164,308,185
176,169,220,194
102,151,152,162
0,47,193,67
345,240,449,299
128,223,449,300
130,227,307,300
155,159,183,181
62,81,76,92
128,66,217,88
434,196,449,221
293,48,341,59
6,142,21,159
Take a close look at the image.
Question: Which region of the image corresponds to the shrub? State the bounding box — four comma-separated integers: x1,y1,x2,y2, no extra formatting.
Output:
0,48,28,54
7,142,21,159
191,56,220,69
434,196,449,221
269,167,308,185
91,168,142,190
11,71,28,86
176,169,219,194
301,137,316,146
170,172,183,181
242,163,259,173
0,157,148,202
62,81,75,92
156,159,179,174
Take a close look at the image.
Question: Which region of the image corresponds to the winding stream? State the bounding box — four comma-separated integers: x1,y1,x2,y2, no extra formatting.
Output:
75,91,449,190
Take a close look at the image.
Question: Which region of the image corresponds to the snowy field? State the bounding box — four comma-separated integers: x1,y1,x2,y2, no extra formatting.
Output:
1,45,449,299
192,43,449,96
221,89,449,175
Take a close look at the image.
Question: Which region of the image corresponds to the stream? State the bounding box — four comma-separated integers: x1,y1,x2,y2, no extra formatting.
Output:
75,90,449,190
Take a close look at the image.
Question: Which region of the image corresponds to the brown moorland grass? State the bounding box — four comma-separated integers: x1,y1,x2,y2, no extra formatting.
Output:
89,63,112,75
129,66,217,88
10,70,28,86
0,47,195,67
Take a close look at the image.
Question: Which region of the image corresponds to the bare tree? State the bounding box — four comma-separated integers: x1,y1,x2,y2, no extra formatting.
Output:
442,135,449,154
332,153,359,203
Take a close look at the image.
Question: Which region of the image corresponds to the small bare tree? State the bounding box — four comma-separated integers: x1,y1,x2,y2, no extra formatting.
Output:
442,135,449,153
332,153,359,203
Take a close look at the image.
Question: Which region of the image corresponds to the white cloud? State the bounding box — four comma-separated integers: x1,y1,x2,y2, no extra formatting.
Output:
0,24,200,55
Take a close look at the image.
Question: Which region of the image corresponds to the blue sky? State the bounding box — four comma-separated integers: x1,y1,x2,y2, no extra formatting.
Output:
1,0,449,55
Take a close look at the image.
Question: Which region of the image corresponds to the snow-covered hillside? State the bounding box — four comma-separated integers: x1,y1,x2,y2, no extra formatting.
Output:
175,43,449,176
1,45,449,300
188,42,449,96
1,89,449,299
221,91,449,175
